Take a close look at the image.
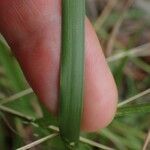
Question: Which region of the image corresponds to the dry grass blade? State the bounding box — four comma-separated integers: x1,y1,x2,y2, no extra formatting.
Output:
118,88,150,107
17,133,58,150
48,125,115,150
143,130,150,150
0,112,21,136
107,43,150,62
106,0,134,56
79,137,115,150
94,0,118,31
0,88,33,105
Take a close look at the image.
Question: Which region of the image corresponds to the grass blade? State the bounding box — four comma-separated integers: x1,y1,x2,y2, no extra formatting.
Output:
107,43,150,62
118,88,150,107
0,88,33,105
143,130,150,150
17,133,58,150
0,40,25,90
116,104,150,117
59,0,85,147
0,105,35,121
48,126,114,150
0,40,34,115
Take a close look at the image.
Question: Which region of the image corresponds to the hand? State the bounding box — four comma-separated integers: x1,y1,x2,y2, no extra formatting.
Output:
0,0,118,131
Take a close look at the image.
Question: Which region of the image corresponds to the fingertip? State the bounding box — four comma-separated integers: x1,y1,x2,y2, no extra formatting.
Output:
81,20,118,131
0,0,118,132
81,79,118,132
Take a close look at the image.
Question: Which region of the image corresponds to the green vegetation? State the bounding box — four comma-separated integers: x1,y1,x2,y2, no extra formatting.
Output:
0,0,150,150
59,0,85,147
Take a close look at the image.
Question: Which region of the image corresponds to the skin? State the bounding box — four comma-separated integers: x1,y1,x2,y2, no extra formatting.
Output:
0,0,118,131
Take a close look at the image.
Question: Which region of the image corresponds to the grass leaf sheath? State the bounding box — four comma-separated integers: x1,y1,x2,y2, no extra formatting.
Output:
59,0,85,147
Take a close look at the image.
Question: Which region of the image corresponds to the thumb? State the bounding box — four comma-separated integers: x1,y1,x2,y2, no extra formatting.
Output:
0,0,118,131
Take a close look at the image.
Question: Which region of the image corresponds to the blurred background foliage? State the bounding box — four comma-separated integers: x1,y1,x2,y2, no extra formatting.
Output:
0,0,150,149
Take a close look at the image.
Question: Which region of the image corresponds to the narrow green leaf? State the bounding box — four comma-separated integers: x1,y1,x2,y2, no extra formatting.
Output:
0,40,25,90
116,104,150,117
0,105,35,121
59,0,85,147
0,40,34,115
131,57,150,74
